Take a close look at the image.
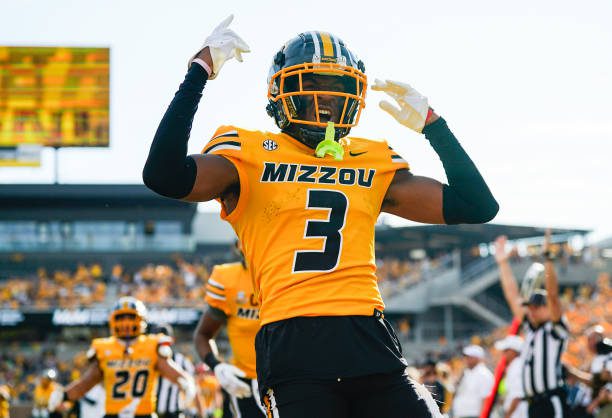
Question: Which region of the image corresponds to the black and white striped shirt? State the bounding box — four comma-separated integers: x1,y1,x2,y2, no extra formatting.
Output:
519,317,569,397
156,351,194,414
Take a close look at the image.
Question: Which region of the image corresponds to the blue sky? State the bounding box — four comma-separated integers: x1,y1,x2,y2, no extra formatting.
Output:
1,0,611,240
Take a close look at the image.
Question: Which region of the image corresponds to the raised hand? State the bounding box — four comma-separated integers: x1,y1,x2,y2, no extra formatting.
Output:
371,79,430,132
189,15,250,79
494,235,510,263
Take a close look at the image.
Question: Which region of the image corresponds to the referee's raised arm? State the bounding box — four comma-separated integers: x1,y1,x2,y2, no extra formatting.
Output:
542,229,563,322
494,235,524,321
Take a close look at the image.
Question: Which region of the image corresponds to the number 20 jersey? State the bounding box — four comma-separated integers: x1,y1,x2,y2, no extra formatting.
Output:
203,126,409,326
88,334,171,416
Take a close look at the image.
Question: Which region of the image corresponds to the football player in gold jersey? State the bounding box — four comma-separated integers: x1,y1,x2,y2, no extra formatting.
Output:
194,241,264,417
144,15,498,418
0,383,9,418
48,297,196,418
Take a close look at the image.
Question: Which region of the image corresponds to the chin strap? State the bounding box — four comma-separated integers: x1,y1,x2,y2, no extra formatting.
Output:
315,122,344,161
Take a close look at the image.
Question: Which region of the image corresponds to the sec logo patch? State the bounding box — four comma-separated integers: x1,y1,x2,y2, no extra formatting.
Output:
263,139,278,151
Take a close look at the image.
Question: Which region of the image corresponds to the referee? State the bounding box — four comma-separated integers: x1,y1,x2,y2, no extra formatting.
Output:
151,324,196,418
495,231,569,418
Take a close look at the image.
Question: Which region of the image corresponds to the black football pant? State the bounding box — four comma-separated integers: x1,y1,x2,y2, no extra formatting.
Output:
528,392,568,418
261,371,441,418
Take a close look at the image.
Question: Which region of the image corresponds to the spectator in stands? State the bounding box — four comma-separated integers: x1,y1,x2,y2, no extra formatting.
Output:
451,345,494,418
420,359,446,408
585,326,612,417
436,362,455,416
589,387,612,418
565,371,594,418
494,335,527,418
32,369,61,418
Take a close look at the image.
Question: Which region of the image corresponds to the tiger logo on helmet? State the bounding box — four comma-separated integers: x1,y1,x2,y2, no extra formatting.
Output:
108,296,148,339
266,31,367,148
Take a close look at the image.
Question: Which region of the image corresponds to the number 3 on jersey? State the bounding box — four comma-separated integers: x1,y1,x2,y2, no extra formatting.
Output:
293,189,348,273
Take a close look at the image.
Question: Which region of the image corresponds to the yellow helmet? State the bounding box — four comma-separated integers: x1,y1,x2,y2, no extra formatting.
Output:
109,296,148,339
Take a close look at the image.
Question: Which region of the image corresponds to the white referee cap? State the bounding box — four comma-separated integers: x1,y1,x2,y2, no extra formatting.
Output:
462,345,486,359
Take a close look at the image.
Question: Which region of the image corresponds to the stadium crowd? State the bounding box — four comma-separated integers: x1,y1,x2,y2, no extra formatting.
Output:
0,253,457,309
0,265,106,309
2,241,600,310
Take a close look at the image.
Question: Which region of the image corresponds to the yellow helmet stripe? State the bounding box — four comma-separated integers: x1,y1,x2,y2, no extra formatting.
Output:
319,32,334,58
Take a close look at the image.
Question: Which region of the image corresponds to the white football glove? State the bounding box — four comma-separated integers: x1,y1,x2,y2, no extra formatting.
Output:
189,14,250,79
371,79,430,133
178,376,197,404
213,363,251,398
47,388,65,412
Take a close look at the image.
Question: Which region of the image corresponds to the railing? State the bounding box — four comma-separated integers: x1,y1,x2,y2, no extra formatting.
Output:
378,253,458,296
472,292,512,319
405,322,494,341
460,255,497,283
0,235,195,252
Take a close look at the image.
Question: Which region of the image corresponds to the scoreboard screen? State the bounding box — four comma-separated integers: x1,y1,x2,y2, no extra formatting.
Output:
0,46,109,147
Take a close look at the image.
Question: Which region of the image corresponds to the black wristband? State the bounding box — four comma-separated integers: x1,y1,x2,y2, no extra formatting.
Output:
204,352,221,370
542,250,556,261
63,391,69,402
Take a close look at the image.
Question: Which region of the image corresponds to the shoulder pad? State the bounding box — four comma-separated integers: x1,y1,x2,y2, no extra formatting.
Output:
86,346,97,362
157,344,173,359
156,334,174,346
202,126,241,155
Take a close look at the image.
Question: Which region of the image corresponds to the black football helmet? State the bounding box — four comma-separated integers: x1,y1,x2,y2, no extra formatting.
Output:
266,31,367,148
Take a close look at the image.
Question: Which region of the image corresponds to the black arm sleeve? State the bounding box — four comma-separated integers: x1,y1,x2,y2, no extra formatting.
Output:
422,117,499,224
142,64,209,199
207,306,228,321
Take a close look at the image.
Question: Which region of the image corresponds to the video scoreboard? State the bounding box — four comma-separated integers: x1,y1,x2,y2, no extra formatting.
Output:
0,46,110,148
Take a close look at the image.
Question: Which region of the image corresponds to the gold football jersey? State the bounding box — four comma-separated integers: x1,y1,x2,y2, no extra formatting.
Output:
33,381,59,408
0,385,8,418
88,334,171,416
197,374,220,410
205,262,260,379
203,126,408,326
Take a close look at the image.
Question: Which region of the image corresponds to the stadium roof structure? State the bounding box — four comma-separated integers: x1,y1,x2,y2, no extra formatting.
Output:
0,184,196,227
375,223,590,255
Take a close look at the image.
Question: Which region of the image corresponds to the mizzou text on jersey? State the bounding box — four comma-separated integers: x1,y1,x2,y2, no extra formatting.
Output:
205,262,260,379
88,333,172,416
202,126,408,326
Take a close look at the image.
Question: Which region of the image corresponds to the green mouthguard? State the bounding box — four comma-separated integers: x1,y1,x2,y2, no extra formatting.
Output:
315,122,344,161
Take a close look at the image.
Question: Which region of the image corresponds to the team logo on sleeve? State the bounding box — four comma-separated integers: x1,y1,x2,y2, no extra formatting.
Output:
262,139,278,151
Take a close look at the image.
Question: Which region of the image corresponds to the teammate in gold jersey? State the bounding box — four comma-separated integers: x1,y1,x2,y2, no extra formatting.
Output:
0,384,9,418
144,16,498,418
194,242,265,417
48,297,196,418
